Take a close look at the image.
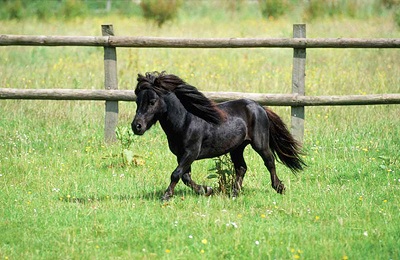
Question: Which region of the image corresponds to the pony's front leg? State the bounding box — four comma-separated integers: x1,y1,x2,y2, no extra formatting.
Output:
162,154,195,201
182,170,213,197
162,168,213,201
162,154,213,200
162,168,181,201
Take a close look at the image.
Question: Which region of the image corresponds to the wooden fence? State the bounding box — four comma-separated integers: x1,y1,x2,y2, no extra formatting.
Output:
1,24,400,143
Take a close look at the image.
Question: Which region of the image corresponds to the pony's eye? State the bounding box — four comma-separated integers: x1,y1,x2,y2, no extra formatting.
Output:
149,99,156,106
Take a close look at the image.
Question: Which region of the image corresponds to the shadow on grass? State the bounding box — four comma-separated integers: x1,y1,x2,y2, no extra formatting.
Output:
57,186,270,204
57,189,200,204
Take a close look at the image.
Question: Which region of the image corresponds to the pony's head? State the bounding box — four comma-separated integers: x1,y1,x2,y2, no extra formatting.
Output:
132,71,225,135
131,72,167,135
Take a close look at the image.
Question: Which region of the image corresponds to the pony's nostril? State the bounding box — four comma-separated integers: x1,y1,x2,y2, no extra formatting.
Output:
136,123,142,130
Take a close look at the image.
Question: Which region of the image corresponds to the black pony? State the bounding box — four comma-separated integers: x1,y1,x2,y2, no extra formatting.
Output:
132,71,305,200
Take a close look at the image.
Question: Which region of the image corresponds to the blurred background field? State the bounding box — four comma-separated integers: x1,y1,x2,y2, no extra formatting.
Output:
1,0,399,259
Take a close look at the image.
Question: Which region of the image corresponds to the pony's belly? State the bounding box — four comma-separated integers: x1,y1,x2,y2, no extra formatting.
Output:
197,124,248,159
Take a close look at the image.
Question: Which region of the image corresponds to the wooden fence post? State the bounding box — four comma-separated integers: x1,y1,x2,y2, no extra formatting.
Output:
102,24,118,143
291,24,306,144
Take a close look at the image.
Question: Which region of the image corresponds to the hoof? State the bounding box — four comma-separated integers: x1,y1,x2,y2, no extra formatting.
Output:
275,183,286,194
199,186,213,196
161,196,170,202
231,188,240,198
204,186,213,196
161,192,173,201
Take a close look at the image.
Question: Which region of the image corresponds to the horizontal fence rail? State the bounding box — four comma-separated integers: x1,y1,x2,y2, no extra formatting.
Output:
1,35,400,48
1,88,399,106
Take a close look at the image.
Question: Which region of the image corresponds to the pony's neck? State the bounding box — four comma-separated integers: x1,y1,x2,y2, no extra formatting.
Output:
159,93,188,136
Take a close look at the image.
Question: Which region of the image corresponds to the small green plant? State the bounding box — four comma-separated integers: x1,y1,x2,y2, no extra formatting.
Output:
140,0,182,27
1,0,24,20
115,126,142,166
378,155,397,172
60,0,87,20
258,0,288,19
208,154,235,195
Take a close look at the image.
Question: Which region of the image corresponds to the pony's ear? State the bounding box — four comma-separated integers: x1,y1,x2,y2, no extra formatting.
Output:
137,73,145,82
154,76,162,88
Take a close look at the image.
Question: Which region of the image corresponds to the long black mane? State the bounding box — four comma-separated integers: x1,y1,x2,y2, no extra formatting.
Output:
135,71,225,124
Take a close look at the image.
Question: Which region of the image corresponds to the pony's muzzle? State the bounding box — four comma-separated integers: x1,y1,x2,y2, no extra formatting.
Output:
131,119,145,135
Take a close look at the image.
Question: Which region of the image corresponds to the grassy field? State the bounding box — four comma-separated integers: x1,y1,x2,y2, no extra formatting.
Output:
1,6,400,260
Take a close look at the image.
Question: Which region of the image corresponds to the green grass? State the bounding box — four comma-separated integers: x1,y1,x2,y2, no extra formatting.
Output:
1,10,400,260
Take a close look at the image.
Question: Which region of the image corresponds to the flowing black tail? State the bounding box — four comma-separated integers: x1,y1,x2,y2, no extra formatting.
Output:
265,108,306,173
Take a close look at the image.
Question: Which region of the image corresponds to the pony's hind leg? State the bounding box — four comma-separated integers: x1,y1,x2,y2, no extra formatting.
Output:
264,150,285,194
253,147,285,194
230,145,248,197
